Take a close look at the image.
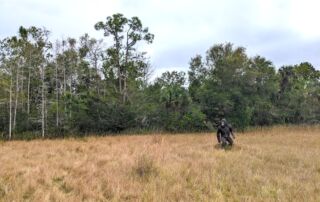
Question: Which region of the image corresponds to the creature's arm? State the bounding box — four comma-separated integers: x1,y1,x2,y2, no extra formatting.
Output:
217,128,221,143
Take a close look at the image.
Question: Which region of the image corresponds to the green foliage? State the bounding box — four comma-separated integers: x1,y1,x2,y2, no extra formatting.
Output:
95,13,154,104
179,105,207,131
276,63,320,124
0,16,319,139
187,43,319,130
139,71,207,132
69,94,136,134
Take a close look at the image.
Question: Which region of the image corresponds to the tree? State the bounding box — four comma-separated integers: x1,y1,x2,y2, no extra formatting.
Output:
95,13,154,103
188,43,281,129
0,38,15,139
248,56,278,126
188,55,207,102
78,33,104,95
193,43,252,128
148,71,206,131
277,63,320,123
1,19,320,139
29,27,52,137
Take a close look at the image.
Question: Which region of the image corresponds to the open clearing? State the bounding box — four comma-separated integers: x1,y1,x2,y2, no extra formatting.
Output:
0,126,320,201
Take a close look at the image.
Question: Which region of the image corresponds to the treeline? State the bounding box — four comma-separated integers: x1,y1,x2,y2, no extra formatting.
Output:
0,14,319,140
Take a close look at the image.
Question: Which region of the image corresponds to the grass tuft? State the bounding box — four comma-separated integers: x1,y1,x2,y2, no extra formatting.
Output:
59,182,73,194
0,184,5,199
151,135,163,144
53,176,73,194
132,154,158,180
22,186,35,200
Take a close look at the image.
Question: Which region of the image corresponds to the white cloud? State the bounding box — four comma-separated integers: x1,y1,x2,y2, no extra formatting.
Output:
287,0,320,40
1,0,320,72
0,0,119,39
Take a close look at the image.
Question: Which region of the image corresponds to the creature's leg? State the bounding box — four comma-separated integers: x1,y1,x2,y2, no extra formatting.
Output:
221,137,227,147
217,133,221,143
226,136,233,146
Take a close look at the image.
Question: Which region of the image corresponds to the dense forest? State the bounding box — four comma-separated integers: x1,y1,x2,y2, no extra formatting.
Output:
0,14,319,140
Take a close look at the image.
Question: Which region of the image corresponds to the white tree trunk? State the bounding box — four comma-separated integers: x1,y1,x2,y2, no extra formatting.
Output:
63,66,66,94
9,69,13,140
27,67,30,115
69,72,72,119
56,63,59,127
63,63,66,118
13,65,19,130
123,75,127,103
41,65,45,138
119,70,122,92
20,67,24,112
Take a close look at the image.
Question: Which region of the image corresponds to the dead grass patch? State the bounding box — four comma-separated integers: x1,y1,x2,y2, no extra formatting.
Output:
132,154,158,180
0,126,319,201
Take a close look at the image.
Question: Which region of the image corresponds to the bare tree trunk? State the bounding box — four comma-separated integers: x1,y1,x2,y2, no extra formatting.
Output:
41,65,45,138
123,74,127,103
63,63,67,121
115,35,122,101
27,53,31,116
63,64,66,94
61,40,66,95
13,64,19,130
118,67,122,95
9,69,13,140
96,63,101,97
69,66,72,119
20,67,24,112
55,63,59,127
45,94,47,135
27,67,31,115
122,33,130,104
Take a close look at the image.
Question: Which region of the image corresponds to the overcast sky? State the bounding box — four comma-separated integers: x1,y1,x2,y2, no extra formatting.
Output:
1,0,320,77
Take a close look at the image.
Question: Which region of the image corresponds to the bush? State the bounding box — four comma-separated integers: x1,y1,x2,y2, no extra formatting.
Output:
179,106,207,131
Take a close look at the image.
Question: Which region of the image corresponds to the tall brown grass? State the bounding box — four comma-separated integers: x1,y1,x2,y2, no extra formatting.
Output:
0,125,320,201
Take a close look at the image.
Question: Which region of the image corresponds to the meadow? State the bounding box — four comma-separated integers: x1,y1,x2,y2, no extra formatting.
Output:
0,125,320,201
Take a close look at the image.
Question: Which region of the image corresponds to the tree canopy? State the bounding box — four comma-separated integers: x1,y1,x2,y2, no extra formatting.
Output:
0,14,319,140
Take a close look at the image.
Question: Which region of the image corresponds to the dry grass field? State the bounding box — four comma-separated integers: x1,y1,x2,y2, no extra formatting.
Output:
0,125,320,202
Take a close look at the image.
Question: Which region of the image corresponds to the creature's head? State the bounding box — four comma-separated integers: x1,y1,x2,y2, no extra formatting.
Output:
221,118,227,127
